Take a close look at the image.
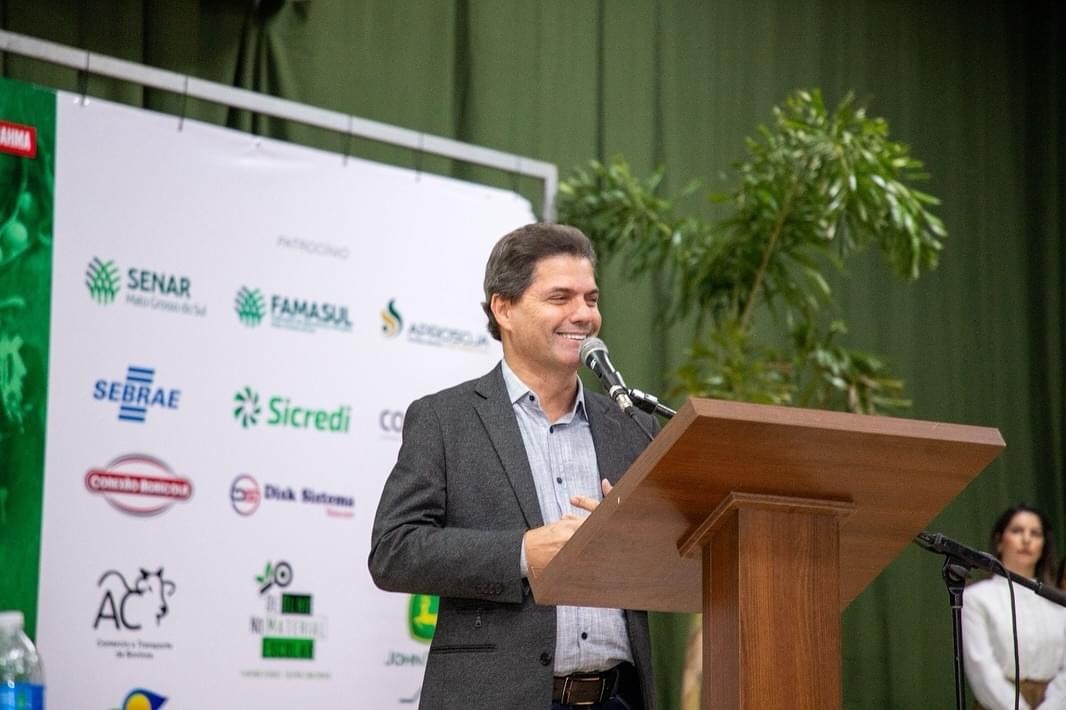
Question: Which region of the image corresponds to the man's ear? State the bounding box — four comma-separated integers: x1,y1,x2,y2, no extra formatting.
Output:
490,293,513,336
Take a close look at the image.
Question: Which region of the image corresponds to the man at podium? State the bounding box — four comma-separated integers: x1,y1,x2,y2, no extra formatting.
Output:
370,223,657,709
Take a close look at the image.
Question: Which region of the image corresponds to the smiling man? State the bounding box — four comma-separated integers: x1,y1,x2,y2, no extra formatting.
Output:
370,223,657,710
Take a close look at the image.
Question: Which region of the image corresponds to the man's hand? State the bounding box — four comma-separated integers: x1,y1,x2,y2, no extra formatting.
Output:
570,477,613,514
523,479,614,577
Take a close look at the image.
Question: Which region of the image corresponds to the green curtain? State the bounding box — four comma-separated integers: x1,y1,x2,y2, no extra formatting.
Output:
2,1,1062,707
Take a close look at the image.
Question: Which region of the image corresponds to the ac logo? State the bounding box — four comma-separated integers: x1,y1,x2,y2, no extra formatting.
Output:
94,567,177,631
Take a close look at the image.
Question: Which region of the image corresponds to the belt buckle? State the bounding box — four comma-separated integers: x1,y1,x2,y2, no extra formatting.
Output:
559,674,608,706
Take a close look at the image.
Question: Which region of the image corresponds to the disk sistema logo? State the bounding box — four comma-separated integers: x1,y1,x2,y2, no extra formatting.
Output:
379,298,489,351
232,387,351,434
229,473,354,519
85,454,193,516
85,257,207,317
249,560,329,668
234,285,352,334
94,365,181,423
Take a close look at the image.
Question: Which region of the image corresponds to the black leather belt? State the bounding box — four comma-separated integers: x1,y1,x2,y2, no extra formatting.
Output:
552,664,624,706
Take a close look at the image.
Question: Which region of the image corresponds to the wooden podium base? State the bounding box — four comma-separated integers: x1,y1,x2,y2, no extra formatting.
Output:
681,493,855,710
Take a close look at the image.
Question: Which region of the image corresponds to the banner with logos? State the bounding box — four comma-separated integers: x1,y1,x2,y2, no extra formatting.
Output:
0,78,55,642
30,81,533,709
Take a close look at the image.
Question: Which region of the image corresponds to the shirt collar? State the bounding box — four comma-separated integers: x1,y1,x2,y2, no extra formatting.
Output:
500,358,587,421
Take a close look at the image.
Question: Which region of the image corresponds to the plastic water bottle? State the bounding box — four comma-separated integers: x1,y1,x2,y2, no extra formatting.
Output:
0,611,44,710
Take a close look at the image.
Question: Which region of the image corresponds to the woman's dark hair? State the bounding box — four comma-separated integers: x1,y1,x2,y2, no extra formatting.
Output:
990,503,1058,585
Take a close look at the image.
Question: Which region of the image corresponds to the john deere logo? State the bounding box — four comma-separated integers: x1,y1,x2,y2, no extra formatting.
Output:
234,286,266,327
233,387,261,428
381,299,403,337
86,257,121,304
408,594,438,643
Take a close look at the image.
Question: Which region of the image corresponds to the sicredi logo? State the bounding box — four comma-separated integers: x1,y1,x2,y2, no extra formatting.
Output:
85,454,193,516
233,387,351,434
229,474,354,519
85,257,206,317
235,285,352,334
93,366,181,423
380,298,489,351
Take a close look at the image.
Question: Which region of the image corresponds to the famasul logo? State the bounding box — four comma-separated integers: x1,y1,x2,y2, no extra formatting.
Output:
234,287,266,327
408,594,438,643
87,257,122,304
233,387,351,434
381,298,403,337
233,387,261,428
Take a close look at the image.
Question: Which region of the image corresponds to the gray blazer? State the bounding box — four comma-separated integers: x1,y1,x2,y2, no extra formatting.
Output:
369,363,657,710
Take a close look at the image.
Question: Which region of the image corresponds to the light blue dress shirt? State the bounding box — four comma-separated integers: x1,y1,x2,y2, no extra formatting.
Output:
501,359,633,675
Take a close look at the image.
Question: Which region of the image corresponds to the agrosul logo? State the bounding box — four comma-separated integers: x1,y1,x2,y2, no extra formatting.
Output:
85,257,207,317
381,298,403,337
85,454,193,516
234,285,352,334
234,286,266,326
86,257,122,304
379,298,489,351
232,387,351,434
94,365,181,423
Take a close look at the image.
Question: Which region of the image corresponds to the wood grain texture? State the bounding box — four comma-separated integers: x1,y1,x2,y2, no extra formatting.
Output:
530,396,1004,613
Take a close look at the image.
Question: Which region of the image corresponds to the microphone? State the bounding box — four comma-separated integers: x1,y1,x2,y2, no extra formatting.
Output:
579,337,635,415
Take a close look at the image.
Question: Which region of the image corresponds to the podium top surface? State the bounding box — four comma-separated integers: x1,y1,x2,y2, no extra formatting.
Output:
529,397,1005,613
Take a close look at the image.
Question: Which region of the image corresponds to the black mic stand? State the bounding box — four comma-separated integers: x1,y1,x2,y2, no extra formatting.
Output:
915,531,1066,710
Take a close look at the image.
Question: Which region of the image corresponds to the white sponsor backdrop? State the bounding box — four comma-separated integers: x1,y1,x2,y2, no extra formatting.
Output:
36,91,532,708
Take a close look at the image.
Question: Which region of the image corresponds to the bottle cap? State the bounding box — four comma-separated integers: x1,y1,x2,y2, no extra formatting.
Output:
0,610,25,632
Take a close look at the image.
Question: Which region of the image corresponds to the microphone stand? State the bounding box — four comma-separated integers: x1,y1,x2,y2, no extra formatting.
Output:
914,532,1066,710
627,387,676,419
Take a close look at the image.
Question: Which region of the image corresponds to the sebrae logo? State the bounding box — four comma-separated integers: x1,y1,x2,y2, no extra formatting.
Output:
85,454,193,516
380,298,489,351
86,257,122,304
233,387,350,434
93,365,181,423
234,286,266,327
112,688,168,710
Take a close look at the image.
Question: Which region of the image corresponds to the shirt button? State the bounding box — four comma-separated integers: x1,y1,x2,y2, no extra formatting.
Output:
528,394,535,402
556,477,563,484
581,632,588,640
549,426,555,433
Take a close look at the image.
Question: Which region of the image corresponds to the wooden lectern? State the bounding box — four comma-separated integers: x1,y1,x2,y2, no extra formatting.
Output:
528,397,1004,710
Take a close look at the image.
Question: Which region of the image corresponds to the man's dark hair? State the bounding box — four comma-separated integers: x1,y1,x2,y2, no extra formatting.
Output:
481,223,597,341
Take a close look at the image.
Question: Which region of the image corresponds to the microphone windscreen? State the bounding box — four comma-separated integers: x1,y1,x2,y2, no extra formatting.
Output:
579,336,608,364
